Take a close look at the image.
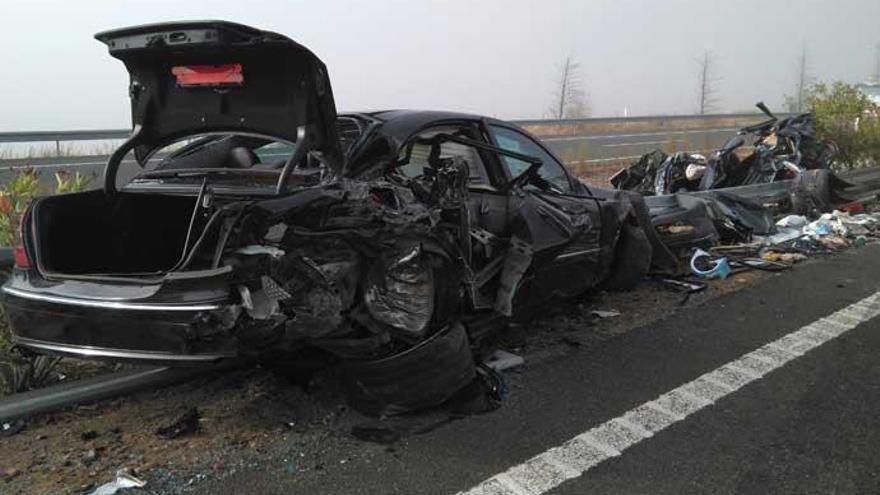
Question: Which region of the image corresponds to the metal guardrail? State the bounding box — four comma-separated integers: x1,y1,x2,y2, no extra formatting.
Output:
0,112,785,146
643,166,880,210
644,180,795,209
0,367,189,423
512,112,791,128
0,129,130,144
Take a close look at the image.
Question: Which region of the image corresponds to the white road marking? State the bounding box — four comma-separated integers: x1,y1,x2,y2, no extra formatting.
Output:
458,292,880,495
541,127,738,142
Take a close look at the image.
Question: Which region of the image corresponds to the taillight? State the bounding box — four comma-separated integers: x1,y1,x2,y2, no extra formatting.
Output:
13,245,30,269
172,64,243,87
14,206,31,269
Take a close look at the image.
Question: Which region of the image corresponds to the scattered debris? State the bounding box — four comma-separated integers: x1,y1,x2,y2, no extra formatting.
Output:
658,278,707,294
80,430,99,441
1,419,25,437
657,222,696,235
613,102,839,195
776,215,808,229
156,407,201,440
483,350,525,372
87,470,146,495
3,467,21,482
590,310,622,319
761,252,808,263
82,448,99,465
690,249,732,279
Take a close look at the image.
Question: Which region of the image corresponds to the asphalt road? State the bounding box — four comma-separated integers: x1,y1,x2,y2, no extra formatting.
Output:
0,127,739,188
194,244,880,495
541,126,736,164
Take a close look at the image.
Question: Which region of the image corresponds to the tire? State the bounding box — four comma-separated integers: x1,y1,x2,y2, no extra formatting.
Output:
603,222,652,291
341,322,475,416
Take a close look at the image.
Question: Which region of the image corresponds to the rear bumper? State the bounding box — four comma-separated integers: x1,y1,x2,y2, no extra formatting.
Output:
2,272,241,364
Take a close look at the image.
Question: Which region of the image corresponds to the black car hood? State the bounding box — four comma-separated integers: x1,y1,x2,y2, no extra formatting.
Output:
96,21,341,167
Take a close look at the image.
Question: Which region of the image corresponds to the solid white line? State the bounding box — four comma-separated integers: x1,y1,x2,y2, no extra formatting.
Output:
458,292,880,495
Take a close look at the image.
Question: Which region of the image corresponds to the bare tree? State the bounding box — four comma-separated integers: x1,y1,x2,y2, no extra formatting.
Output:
696,52,720,115
549,56,590,119
783,46,811,112
795,46,809,112
873,41,880,83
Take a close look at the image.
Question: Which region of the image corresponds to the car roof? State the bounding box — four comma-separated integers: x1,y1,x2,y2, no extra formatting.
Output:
341,109,512,144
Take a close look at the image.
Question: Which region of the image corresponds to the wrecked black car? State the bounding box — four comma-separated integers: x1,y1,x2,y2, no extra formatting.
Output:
2,21,670,414
611,103,840,195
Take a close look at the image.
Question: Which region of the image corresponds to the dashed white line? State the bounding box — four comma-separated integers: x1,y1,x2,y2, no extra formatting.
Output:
541,127,739,142
458,292,880,495
602,139,680,148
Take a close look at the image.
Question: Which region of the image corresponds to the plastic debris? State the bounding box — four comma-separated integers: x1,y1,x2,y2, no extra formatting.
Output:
1,420,24,437
841,202,865,214
156,407,200,439
690,248,731,279
656,223,696,235
659,278,707,293
484,350,525,371
761,252,807,263
87,470,146,495
758,227,803,246
776,215,808,228
590,310,622,319
804,220,833,237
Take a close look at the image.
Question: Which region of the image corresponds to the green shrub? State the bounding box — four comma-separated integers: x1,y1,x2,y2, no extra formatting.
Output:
0,168,94,395
806,82,880,168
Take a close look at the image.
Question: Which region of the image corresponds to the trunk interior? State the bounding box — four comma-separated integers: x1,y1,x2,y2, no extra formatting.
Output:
34,190,201,276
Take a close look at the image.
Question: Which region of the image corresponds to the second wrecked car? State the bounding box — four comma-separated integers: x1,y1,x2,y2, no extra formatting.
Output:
2,21,673,414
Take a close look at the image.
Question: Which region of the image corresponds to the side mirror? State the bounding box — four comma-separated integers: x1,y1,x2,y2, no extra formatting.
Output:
756,102,776,120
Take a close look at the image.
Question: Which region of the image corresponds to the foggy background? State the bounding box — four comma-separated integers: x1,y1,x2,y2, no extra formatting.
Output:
0,0,877,132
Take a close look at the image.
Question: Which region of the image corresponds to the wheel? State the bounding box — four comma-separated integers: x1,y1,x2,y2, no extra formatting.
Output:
603,222,652,291
340,322,476,416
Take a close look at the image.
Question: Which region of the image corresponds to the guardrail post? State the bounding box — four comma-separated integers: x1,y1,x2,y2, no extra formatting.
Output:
55,140,61,157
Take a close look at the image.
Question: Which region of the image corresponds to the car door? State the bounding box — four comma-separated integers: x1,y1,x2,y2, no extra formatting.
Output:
486,123,603,298
396,122,510,235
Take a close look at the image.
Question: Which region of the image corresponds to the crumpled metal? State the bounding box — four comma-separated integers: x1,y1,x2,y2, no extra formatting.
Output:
364,246,434,334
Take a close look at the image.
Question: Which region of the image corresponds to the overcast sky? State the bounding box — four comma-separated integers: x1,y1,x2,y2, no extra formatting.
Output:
0,0,877,131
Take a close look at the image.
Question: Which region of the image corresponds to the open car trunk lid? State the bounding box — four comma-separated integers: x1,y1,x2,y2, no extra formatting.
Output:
95,20,342,169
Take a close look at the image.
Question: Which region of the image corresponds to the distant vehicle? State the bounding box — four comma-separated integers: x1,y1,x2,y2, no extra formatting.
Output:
1,21,669,414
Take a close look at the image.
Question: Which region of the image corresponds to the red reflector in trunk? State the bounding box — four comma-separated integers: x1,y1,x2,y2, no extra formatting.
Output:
172,64,243,87
13,245,30,268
